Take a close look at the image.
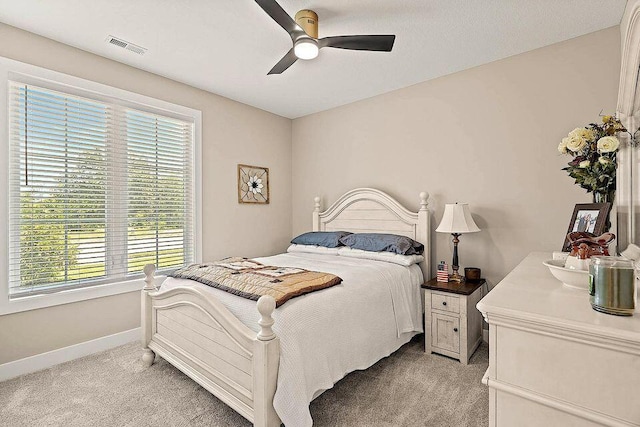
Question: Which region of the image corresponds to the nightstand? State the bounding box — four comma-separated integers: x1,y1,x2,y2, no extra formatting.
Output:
422,278,485,364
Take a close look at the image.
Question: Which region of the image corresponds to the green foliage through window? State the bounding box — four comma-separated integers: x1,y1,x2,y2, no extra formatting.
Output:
9,83,194,296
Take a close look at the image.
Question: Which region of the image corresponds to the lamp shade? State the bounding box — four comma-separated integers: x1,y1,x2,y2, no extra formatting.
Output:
436,203,480,234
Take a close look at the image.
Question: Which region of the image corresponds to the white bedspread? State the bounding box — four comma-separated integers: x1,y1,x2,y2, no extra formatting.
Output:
161,252,424,427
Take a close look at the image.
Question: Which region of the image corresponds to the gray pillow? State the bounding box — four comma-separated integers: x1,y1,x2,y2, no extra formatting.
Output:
291,231,352,248
339,233,424,255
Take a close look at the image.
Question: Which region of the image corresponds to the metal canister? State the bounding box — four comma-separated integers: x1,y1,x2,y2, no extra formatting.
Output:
589,256,637,316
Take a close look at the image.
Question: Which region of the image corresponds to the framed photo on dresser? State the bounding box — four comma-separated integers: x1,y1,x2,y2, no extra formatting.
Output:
562,202,611,251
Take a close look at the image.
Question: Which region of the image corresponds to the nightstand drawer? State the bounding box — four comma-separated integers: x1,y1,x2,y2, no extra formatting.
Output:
431,293,460,314
431,313,460,354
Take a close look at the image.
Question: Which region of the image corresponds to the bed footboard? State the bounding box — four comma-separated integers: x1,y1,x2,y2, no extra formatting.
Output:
141,264,281,427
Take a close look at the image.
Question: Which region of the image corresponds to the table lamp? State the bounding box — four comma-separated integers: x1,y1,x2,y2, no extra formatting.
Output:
436,203,480,282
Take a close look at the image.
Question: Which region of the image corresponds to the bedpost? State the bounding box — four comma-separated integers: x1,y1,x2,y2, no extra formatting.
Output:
141,264,156,367
418,192,431,280
253,295,281,427
257,295,276,341
312,196,322,232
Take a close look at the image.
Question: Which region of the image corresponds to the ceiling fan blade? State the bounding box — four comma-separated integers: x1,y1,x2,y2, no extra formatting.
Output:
255,0,303,38
268,48,298,75
319,35,396,51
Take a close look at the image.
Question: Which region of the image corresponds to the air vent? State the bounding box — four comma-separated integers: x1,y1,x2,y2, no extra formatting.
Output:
125,44,146,55
106,35,147,55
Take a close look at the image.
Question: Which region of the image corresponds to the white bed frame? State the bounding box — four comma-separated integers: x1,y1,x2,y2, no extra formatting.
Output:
141,188,430,426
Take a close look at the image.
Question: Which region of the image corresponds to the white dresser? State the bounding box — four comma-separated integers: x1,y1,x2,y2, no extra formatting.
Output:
477,252,640,427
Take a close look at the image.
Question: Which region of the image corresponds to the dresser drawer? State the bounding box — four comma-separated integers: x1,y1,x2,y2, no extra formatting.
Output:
431,293,460,314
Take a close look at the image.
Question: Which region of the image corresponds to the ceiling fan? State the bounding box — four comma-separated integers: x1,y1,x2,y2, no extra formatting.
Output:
255,0,396,75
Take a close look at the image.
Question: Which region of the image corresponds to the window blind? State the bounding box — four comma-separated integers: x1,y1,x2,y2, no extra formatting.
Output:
8,82,194,298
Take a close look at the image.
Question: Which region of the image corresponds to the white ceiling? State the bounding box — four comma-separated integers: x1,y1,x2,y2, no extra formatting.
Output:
0,0,627,118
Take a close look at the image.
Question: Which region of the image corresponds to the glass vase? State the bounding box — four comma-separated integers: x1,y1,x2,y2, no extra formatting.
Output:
593,191,614,231
593,191,615,204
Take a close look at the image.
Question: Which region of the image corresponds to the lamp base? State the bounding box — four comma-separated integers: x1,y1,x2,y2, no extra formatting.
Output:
449,233,464,283
449,271,464,283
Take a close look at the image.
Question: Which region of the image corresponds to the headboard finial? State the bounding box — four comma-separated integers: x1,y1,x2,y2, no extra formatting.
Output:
314,196,321,212
419,192,429,210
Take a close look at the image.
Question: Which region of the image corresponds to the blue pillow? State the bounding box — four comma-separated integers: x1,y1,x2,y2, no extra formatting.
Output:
339,233,424,255
291,231,352,248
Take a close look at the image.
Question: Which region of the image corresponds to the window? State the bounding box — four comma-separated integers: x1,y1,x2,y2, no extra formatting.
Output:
8,82,196,299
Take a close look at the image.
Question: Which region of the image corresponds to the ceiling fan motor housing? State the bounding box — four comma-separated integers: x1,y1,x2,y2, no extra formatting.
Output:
295,10,318,38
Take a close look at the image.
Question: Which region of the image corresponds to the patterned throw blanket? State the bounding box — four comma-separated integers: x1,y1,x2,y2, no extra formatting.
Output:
169,257,343,307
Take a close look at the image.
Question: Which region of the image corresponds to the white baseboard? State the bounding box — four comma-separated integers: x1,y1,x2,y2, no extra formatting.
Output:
0,327,140,382
483,328,489,343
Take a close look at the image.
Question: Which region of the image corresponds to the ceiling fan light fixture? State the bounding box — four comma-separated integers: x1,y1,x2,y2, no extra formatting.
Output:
294,38,318,60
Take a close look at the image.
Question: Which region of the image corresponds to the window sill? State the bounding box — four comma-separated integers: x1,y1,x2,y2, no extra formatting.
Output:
0,275,167,315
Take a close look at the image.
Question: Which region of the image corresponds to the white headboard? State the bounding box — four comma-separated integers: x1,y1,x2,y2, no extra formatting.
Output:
312,188,431,279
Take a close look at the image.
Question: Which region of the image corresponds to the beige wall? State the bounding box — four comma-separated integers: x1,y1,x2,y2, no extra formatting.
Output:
0,23,292,364
292,27,621,287
0,24,623,365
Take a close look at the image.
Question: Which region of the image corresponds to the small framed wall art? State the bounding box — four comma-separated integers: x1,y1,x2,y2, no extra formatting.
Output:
561,202,611,251
238,164,269,204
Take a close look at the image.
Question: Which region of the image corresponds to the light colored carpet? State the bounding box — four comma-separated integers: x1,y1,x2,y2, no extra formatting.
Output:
0,336,488,426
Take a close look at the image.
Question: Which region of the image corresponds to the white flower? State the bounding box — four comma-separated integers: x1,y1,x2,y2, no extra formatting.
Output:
579,160,590,168
598,156,611,165
558,138,568,154
247,175,263,194
565,134,587,152
597,136,620,153
569,127,596,142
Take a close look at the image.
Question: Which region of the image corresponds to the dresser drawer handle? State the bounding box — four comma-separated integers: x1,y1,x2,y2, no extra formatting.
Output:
453,328,458,332
442,301,447,306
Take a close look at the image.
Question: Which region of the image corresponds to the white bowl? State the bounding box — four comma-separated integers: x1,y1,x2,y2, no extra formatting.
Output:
564,255,590,271
543,260,590,290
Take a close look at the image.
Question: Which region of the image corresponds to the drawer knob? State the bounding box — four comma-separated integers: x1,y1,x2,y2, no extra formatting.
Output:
442,301,447,306
453,328,458,332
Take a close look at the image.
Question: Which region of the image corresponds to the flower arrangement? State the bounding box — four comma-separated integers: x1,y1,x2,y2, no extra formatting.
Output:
558,115,627,203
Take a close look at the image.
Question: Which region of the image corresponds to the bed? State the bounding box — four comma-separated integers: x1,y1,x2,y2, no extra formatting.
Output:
141,188,431,426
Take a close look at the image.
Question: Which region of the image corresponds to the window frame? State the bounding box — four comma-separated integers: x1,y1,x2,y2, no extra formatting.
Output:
0,57,202,315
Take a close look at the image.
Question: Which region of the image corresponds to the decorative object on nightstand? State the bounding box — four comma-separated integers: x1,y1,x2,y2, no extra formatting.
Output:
436,203,480,282
423,278,485,364
464,267,481,281
436,261,449,282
